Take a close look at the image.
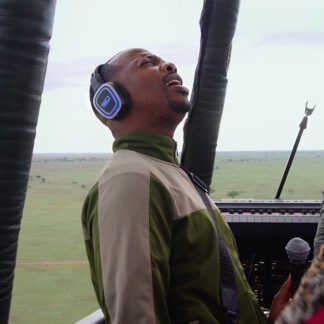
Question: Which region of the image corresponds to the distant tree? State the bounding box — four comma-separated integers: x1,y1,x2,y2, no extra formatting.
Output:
227,190,240,198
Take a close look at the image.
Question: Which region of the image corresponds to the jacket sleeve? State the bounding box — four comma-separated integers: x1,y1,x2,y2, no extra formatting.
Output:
97,169,173,324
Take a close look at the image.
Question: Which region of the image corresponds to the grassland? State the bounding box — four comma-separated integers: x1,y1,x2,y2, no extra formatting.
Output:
10,151,324,323
11,154,108,324
210,151,324,199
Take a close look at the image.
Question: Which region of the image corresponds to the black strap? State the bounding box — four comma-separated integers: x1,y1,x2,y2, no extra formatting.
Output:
181,167,238,324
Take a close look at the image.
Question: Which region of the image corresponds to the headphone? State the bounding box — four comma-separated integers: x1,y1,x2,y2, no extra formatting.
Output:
90,65,131,120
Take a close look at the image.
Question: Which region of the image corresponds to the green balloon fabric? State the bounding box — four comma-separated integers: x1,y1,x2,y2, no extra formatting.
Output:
181,0,240,191
0,1,56,322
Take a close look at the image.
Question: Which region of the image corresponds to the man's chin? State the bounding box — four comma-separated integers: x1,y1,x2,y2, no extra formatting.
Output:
170,101,192,114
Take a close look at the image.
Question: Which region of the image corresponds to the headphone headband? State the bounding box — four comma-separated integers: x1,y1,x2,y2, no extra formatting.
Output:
90,65,103,92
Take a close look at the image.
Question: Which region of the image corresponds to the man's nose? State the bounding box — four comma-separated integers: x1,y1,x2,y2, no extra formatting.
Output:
161,62,177,73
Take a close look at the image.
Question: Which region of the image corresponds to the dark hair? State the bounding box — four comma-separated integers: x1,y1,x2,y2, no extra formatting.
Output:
89,61,120,125
100,63,120,82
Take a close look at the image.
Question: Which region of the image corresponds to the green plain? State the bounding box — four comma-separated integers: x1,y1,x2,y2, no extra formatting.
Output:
211,151,324,199
10,151,324,323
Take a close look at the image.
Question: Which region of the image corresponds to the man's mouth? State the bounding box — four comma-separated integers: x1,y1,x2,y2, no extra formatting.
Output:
164,73,189,95
166,79,182,87
164,73,183,87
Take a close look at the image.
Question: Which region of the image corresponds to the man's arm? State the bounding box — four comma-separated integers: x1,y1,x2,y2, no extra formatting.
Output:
97,169,173,323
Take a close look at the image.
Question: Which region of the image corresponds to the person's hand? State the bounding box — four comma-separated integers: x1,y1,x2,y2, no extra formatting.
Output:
268,275,292,323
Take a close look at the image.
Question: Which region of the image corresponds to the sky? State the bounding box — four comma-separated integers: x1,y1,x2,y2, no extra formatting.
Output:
34,0,324,153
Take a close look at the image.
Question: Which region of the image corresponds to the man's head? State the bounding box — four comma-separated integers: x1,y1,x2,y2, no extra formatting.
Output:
90,48,191,138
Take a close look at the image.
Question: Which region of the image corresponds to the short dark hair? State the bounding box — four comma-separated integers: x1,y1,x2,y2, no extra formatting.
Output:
100,63,120,83
89,61,121,125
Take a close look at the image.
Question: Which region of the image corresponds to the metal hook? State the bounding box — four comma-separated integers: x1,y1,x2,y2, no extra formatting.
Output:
305,101,316,116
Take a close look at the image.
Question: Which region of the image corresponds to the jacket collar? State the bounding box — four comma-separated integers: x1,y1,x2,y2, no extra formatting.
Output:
113,131,179,165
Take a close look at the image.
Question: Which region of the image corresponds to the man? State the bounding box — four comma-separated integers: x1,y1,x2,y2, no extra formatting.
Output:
82,48,289,323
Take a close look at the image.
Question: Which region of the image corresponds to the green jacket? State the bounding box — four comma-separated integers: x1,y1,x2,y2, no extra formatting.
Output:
81,132,267,324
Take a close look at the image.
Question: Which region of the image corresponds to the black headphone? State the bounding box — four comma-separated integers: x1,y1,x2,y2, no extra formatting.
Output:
90,65,131,120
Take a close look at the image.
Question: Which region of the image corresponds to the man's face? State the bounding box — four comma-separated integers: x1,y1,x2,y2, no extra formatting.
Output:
110,48,191,115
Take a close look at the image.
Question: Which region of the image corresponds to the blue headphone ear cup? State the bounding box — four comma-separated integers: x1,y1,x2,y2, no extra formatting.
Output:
92,82,131,120
110,82,131,120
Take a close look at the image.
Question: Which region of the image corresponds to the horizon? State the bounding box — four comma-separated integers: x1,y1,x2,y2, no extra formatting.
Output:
32,149,324,157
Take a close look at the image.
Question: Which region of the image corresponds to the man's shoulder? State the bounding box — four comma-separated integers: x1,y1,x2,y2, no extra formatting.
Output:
99,149,151,181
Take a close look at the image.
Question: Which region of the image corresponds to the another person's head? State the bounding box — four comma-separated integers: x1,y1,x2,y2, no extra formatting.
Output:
90,48,191,138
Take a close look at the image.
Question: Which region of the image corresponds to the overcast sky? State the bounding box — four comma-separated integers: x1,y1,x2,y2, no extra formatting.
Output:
34,0,324,153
